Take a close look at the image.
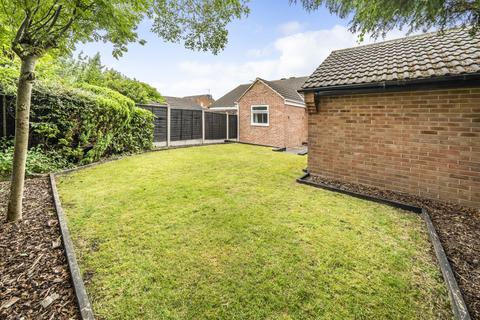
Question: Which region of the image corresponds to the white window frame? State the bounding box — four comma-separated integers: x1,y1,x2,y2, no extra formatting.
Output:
251,105,269,126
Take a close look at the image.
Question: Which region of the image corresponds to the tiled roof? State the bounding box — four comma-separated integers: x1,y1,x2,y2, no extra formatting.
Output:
164,96,203,110
262,77,309,101
209,84,250,109
210,76,308,109
302,28,480,90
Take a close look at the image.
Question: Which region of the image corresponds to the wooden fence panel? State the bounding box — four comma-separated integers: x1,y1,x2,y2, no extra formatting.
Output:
228,114,237,139
139,105,229,144
138,105,167,142
205,112,226,140
170,109,182,141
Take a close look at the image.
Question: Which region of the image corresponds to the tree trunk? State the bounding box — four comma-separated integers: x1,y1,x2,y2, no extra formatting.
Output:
6,56,37,222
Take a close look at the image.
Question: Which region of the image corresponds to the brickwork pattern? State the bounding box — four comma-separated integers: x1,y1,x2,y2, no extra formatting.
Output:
306,87,480,208
238,81,307,148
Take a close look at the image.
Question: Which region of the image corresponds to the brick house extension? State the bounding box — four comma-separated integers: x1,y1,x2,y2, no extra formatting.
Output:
300,29,480,208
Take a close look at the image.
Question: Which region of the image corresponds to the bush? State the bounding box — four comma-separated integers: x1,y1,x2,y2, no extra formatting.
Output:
0,52,155,172
0,146,70,178
28,82,154,165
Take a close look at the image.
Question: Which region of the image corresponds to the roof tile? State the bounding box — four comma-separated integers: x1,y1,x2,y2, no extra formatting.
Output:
303,28,480,89
210,76,308,109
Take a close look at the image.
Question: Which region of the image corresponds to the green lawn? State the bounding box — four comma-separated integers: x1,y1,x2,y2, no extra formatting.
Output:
58,144,451,320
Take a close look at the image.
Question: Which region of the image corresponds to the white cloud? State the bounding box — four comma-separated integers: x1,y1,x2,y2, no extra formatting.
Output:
279,21,304,35
157,25,410,98
246,46,273,58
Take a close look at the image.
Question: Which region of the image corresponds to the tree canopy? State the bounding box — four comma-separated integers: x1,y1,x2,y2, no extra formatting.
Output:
0,0,250,59
58,52,165,104
0,0,249,221
293,0,480,38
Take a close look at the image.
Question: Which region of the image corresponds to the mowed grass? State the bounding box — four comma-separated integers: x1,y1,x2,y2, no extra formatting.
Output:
58,144,451,320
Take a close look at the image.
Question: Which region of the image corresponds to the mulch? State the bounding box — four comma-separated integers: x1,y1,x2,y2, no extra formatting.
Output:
0,178,79,320
307,174,480,320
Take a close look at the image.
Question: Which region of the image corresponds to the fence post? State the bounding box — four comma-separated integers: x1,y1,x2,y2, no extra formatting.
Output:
226,112,229,141
202,110,205,144
167,106,171,147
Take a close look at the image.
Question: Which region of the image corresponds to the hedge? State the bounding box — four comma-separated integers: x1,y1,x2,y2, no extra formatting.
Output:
1,81,154,166
28,82,154,164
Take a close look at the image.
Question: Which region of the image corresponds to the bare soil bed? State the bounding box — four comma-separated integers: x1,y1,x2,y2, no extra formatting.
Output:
0,178,79,319
307,174,480,320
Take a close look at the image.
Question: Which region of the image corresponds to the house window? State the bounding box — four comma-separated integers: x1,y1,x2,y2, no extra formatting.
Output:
251,105,269,126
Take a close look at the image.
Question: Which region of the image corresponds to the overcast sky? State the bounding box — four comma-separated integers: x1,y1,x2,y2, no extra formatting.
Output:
75,1,409,99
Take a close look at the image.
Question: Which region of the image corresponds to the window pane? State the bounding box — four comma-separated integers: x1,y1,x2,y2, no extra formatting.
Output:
252,107,268,124
262,113,268,123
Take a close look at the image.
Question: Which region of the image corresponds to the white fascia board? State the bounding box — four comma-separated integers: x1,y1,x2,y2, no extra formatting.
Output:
284,99,305,108
209,106,238,111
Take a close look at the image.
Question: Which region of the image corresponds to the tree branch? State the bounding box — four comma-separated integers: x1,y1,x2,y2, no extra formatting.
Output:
30,0,59,31
44,5,80,50
12,11,31,56
45,5,62,33
31,0,41,22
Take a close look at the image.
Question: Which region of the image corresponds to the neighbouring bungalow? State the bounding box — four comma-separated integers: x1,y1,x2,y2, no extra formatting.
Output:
208,84,250,114
210,76,308,148
300,28,480,208
164,94,215,110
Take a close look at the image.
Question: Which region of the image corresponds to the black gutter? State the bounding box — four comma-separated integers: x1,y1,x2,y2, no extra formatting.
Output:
298,73,480,95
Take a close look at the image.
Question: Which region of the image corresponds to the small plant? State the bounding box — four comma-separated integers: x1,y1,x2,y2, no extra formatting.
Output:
0,146,70,178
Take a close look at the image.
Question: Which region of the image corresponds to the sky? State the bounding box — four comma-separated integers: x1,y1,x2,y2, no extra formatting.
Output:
75,0,410,99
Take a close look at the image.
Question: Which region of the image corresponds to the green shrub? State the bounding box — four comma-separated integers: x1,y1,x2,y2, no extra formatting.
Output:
0,146,70,178
1,51,154,170
29,82,154,165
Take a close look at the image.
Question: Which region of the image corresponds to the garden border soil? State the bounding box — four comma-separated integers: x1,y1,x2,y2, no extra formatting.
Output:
297,172,472,320
0,178,80,319
49,174,95,320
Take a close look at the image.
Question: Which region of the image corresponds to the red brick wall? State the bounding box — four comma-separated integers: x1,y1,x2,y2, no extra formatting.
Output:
306,87,480,208
238,81,307,147
285,105,308,148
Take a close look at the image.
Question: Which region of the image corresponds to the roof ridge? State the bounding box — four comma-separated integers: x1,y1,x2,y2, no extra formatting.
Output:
269,76,309,82
332,27,469,53
257,77,306,102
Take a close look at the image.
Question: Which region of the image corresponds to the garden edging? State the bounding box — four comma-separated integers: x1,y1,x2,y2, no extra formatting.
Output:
297,172,471,320
45,142,231,319
49,173,95,320
46,156,470,320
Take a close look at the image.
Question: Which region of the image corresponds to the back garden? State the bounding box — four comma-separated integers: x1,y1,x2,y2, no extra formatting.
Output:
56,144,452,319
1,3,479,319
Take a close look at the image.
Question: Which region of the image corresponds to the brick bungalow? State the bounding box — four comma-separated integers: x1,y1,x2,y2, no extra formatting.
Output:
300,28,480,208
211,77,308,148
